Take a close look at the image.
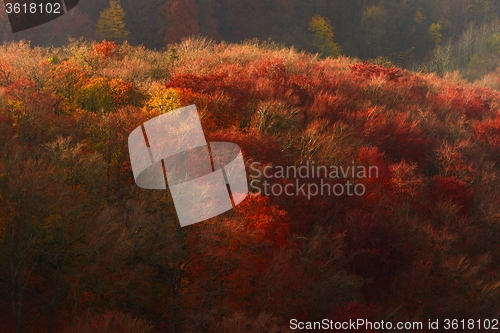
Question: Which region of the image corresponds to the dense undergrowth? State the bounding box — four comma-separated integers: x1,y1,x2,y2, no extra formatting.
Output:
1,37,500,332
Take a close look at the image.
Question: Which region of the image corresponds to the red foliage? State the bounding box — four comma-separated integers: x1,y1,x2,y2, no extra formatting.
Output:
185,195,289,314
433,85,492,120
355,146,391,203
429,176,473,217
109,78,139,106
206,128,286,169
166,72,254,129
48,59,93,106
474,113,500,156
92,40,120,59
360,107,433,165
286,74,317,109
349,62,402,81
4,78,71,141
234,195,289,247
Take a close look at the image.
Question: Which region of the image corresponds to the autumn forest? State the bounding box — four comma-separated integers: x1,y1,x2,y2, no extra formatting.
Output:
2,0,500,332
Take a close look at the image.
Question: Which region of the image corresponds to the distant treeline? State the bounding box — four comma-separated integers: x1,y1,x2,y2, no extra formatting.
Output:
1,0,500,74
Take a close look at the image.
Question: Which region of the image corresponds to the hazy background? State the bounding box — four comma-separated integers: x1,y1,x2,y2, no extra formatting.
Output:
2,0,500,79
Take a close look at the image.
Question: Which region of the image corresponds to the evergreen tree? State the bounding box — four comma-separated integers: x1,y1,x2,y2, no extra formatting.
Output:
308,14,341,58
96,0,130,42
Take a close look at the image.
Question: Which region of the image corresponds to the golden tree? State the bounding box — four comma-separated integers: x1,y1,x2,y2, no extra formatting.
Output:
308,14,341,58
96,0,130,42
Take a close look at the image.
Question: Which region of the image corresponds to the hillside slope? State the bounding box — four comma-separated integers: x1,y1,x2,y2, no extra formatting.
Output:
1,38,500,332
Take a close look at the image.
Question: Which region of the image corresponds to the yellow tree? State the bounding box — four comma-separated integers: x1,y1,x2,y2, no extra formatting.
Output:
309,14,341,58
96,0,130,42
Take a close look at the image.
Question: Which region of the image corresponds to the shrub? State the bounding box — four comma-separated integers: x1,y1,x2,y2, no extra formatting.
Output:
74,77,115,113
142,84,182,114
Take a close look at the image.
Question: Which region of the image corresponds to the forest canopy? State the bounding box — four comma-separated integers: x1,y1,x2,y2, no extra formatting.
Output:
1,37,500,332
2,0,500,332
